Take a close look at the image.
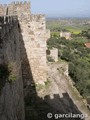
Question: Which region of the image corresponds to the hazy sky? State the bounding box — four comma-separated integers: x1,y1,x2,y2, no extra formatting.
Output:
1,0,90,17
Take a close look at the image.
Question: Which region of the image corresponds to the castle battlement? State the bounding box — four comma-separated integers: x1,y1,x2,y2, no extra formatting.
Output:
0,16,18,24
0,1,30,7
0,4,7,7
0,16,18,38
0,1,31,17
9,1,30,5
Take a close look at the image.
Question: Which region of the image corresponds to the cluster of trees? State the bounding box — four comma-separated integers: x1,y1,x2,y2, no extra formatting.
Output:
69,58,90,97
47,36,90,99
80,29,90,39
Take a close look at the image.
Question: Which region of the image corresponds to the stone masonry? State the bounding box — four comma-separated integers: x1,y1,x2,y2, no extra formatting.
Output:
0,1,50,85
49,48,58,62
0,16,25,120
19,14,49,85
0,1,50,120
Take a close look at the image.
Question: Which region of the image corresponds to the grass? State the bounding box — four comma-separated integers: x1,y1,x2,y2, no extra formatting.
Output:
46,19,90,36
45,79,51,89
51,28,81,37
65,27,81,34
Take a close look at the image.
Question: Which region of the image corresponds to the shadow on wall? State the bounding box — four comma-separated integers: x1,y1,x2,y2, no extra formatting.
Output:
0,18,25,120
19,25,85,120
25,93,85,120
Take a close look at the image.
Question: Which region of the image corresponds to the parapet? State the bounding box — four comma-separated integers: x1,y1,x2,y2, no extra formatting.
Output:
0,16,17,24
0,4,7,7
0,16,18,38
0,1,31,18
8,1,31,17
9,1,30,6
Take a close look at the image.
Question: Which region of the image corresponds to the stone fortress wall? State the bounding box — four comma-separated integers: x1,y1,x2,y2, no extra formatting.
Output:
0,15,25,120
0,1,50,85
0,16,18,38
0,1,50,120
0,1,31,16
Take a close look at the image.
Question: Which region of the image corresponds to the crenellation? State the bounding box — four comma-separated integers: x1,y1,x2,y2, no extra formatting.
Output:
0,16,18,24
0,4,7,7
0,16,4,25
10,1,30,5
0,16,18,38
0,1,31,18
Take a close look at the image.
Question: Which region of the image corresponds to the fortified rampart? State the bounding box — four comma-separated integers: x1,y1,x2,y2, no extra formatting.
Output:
20,14,48,85
0,16,18,38
0,1,50,85
0,1,31,17
0,16,25,120
0,1,50,120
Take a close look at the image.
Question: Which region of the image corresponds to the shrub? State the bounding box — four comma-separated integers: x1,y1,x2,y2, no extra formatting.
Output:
45,79,51,89
0,62,17,82
8,62,17,82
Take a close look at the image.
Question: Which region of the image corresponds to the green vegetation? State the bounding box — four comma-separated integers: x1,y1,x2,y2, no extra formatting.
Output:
80,29,90,39
47,18,90,100
36,80,51,91
47,19,90,32
47,18,90,36
65,27,81,34
8,62,17,82
36,84,44,91
51,32,60,38
45,79,51,89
